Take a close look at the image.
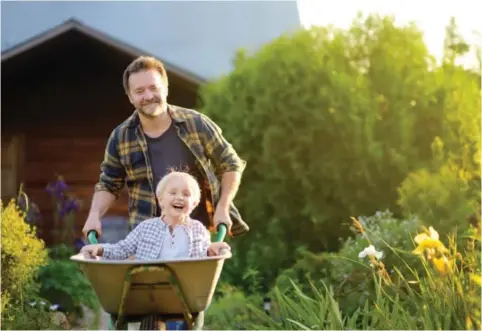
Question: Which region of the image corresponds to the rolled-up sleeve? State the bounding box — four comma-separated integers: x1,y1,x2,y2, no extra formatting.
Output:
200,114,246,176
94,129,126,199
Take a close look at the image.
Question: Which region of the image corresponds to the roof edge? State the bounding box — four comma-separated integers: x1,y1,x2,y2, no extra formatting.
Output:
1,18,206,86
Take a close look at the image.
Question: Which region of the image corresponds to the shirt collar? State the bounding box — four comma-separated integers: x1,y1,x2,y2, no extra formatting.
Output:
158,216,192,229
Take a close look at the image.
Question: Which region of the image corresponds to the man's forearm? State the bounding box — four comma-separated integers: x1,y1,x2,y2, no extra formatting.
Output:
88,190,116,218
217,171,241,209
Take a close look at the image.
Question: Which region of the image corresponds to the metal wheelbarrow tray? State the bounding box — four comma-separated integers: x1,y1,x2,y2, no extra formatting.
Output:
70,252,231,329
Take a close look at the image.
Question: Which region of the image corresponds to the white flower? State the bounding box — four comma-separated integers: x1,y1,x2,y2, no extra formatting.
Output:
358,245,383,259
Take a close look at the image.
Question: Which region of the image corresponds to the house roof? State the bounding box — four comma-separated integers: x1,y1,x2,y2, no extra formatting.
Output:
1,18,206,86
1,1,301,80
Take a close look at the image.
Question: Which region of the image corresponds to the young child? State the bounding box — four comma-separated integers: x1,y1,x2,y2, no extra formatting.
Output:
80,171,230,260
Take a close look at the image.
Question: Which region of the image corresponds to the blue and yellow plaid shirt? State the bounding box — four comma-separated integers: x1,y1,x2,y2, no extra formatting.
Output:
95,105,249,237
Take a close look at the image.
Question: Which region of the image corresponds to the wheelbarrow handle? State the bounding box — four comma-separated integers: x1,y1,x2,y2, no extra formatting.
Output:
87,230,99,245
215,224,227,243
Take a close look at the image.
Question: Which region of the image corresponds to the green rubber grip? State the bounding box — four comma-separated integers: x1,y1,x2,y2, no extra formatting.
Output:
87,230,99,245
215,224,227,243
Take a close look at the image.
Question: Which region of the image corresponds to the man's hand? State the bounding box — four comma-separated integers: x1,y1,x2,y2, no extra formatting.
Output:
207,242,231,256
213,206,232,232
80,244,103,259
82,214,102,238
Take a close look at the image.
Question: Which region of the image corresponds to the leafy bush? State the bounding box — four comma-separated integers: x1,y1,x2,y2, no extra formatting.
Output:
2,296,60,330
252,224,481,330
274,210,422,315
1,199,47,297
37,244,100,319
398,161,480,237
204,284,264,330
1,199,55,329
200,13,480,291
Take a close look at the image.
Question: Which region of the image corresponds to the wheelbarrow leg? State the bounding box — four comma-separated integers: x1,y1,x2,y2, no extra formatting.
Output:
109,316,127,330
193,311,204,330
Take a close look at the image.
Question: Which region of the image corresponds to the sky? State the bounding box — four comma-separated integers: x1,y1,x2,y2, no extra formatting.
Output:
297,0,481,69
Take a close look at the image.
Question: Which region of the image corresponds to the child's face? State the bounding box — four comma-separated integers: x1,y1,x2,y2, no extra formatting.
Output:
159,176,198,219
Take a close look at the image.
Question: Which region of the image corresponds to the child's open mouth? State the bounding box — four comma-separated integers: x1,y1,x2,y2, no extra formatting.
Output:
172,203,184,210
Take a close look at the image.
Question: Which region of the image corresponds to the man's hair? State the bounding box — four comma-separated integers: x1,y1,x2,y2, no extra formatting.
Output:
122,56,169,94
155,171,201,204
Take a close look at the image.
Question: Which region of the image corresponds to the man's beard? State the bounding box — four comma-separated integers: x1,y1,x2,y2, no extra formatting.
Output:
138,97,164,118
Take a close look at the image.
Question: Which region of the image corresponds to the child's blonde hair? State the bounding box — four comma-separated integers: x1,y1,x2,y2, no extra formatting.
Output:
155,171,201,203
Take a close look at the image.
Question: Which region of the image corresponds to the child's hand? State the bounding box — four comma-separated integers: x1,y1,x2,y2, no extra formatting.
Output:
80,244,103,259
207,242,231,256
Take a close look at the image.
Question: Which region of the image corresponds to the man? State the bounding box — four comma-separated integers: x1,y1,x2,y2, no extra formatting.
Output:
82,55,249,241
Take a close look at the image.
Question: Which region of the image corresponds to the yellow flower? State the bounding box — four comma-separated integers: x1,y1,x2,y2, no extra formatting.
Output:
469,274,481,287
432,256,453,276
412,226,448,255
466,316,473,330
414,226,439,243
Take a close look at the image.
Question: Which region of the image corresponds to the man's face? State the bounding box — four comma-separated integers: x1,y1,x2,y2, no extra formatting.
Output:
128,69,168,118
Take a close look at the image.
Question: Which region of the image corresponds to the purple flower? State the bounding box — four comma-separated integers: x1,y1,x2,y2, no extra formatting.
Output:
45,177,69,199
55,180,68,195
59,198,80,219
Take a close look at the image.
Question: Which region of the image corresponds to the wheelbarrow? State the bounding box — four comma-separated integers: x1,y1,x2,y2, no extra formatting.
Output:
70,224,230,330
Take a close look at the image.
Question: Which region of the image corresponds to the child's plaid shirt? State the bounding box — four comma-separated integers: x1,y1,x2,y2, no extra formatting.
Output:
101,217,211,260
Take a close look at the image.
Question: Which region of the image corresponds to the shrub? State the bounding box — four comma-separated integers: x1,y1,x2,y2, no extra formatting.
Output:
252,224,481,330
274,210,422,315
398,161,480,237
204,284,264,330
37,244,100,320
1,199,47,297
199,13,480,290
1,199,55,329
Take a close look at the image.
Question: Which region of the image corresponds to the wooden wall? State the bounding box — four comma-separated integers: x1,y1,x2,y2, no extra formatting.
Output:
1,32,199,245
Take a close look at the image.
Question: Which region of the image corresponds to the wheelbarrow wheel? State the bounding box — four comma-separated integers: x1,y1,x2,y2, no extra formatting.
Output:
139,314,167,330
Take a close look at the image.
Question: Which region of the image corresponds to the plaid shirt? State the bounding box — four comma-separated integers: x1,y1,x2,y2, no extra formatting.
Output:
95,105,249,237
102,217,211,260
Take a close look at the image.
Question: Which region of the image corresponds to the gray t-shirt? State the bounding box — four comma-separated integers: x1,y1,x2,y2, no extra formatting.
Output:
145,122,209,225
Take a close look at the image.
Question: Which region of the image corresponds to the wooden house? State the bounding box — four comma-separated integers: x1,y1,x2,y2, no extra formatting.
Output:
1,1,300,244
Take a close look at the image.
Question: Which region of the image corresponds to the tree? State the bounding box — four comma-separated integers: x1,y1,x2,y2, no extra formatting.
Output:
200,14,480,291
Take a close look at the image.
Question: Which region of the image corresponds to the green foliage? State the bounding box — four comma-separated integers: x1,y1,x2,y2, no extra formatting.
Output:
199,13,480,329
274,246,334,295
205,284,264,330
249,225,481,330
398,162,480,237
37,244,100,316
328,211,422,313
252,282,352,330
1,199,55,329
274,210,422,315
1,296,58,330
200,13,481,291
443,17,471,65
1,199,48,297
